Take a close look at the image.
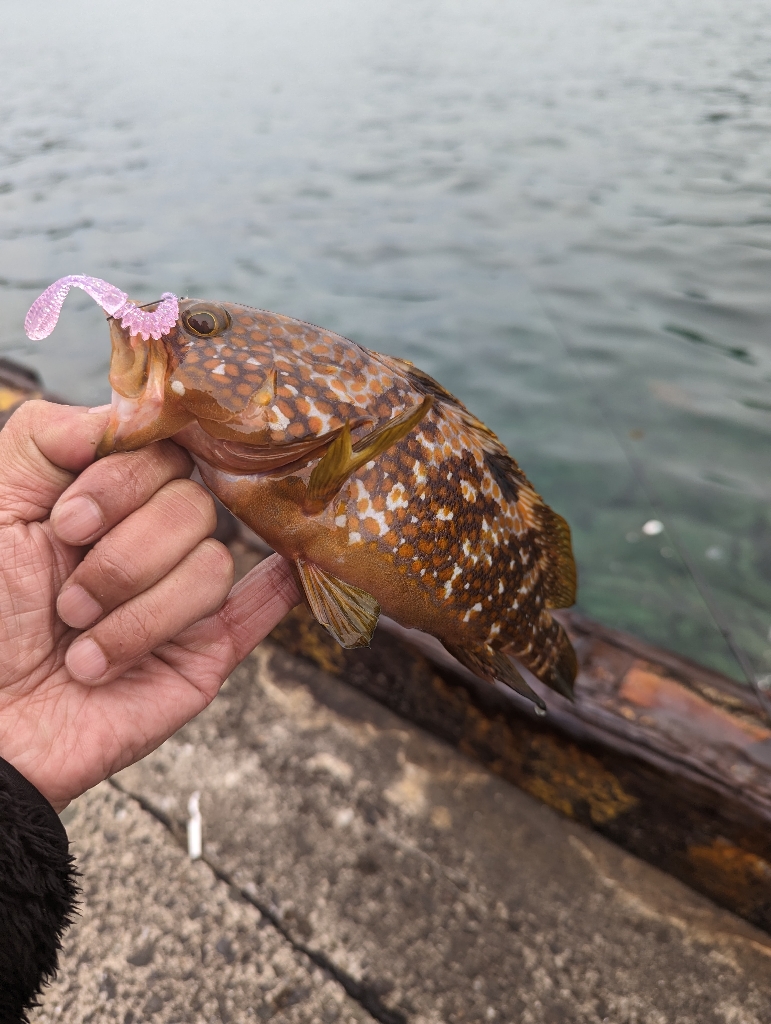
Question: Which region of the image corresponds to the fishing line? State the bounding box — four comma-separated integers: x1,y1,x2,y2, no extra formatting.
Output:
522,274,771,723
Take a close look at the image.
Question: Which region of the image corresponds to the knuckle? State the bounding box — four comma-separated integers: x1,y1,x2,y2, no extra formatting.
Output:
120,602,158,647
86,543,142,595
161,479,217,529
201,537,234,572
195,539,235,593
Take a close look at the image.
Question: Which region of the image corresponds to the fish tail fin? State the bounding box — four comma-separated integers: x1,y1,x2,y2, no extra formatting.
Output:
508,615,578,701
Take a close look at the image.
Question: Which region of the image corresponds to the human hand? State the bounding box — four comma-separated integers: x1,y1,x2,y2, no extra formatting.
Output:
0,401,300,811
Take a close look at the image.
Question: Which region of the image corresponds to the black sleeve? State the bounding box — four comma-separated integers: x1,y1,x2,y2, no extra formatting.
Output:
0,757,78,1024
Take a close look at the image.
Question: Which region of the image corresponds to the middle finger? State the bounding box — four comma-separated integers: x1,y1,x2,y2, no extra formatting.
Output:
57,477,217,629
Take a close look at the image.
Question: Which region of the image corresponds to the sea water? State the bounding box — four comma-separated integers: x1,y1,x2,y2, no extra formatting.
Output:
2,0,771,680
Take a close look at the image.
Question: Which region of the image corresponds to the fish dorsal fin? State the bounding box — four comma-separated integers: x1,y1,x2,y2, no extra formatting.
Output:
305,395,432,513
296,559,380,649
443,642,547,711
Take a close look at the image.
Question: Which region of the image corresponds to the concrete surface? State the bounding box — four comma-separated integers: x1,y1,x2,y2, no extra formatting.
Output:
33,782,371,1024
91,640,771,1024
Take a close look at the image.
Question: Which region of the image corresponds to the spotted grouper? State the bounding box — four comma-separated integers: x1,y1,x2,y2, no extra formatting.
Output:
25,276,578,708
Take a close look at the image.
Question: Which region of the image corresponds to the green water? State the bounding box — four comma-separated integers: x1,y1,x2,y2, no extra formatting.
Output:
2,0,771,681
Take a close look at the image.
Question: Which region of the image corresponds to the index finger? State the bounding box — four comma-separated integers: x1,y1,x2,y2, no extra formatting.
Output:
0,401,112,526
50,440,194,546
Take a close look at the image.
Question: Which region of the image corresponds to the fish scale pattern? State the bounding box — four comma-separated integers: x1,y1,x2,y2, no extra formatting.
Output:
169,304,418,436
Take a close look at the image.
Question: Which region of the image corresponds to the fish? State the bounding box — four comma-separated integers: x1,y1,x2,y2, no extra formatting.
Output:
25,276,578,709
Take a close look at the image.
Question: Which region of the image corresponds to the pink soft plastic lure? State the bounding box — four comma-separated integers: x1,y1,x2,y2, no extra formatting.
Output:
24,275,179,342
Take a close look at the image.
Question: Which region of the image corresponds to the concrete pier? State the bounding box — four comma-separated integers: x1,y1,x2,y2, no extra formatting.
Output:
35,638,771,1023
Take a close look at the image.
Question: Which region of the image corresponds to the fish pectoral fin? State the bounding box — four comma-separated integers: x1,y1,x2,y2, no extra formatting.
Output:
305,395,433,513
443,642,547,712
296,559,380,649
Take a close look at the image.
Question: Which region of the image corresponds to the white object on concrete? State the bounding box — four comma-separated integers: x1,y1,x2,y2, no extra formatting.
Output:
187,791,202,861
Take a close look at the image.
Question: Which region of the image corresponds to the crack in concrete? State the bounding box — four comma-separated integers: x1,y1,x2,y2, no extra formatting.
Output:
109,779,408,1024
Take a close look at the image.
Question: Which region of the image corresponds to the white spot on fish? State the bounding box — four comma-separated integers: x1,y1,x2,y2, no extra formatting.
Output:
170,379,185,396
386,483,409,511
460,480,477,503
212,363,226,375
472,603,482,612
335,514,347,528
436,508,453,521
498,580,505,595
246,356,261,366
462,539,472,557
443,564,462,599
413,460,426,485
269,404,290,430
285,383,298,395
353,479,390,536
349,531,362,544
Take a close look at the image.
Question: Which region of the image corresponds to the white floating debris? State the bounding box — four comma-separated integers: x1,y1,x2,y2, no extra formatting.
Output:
756,675,771,692
642,519,664,536
187,791,202,861
705,546,723,560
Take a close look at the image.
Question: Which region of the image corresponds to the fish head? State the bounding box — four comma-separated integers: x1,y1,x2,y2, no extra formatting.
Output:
100,298,407,460
24,276,419,463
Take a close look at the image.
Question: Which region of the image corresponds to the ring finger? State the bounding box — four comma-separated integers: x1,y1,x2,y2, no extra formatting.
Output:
64,538,234,684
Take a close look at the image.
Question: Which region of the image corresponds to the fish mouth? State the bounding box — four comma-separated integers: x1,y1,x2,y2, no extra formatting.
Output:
97,307,188,456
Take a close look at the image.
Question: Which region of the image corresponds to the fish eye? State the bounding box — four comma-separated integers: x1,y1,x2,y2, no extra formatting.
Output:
181,303,231,338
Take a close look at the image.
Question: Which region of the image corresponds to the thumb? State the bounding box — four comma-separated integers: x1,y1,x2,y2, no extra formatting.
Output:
0,400,111,526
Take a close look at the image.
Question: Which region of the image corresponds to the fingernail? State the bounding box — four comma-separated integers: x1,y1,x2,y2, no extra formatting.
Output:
66,638,108,682
52,495,104,544
88,403,112,414
57,585,102,629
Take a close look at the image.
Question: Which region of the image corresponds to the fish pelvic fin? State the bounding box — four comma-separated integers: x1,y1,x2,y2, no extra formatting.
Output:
296,559,381,649
304,395,432,513
443,642,547,712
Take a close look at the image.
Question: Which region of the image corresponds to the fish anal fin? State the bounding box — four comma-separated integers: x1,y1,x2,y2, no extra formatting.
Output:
305,395,432,513
296,559,380,649
443,642,546,711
